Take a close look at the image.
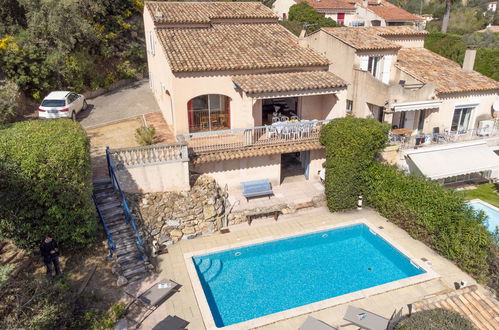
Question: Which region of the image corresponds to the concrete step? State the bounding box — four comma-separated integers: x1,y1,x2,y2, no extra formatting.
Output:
112,231,135,241
123,264,147,278
97,195,120,205
102,207,123,218
117,252,141,264
128,272,149,283
94,185,114,194
115,240,138,250
93,178,111,185
115,245,139,257
99,201,121,211
94,188,116,199
108,223,131,235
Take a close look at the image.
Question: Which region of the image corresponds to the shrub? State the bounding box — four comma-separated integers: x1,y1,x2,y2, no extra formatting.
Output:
394,308,475,330
0,80,20,124
288,2,337,32
366,163,493,280
0,275,74,329
319,117,390,211
0,119,97,250
135,125,156,146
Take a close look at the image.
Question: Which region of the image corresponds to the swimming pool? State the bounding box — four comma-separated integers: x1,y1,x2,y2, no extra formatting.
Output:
187,222,433,328
469,200,499,233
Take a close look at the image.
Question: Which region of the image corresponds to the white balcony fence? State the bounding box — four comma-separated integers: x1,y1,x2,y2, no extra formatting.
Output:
390,126,499,150
108,143,188,168
180,120,332,153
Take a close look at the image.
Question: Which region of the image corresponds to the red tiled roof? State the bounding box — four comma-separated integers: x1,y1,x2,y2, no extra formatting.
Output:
145,1,277,24
232,71,347,94
396,48,499,94
295,0,356,10
366,1,421,21
321,27,401,50
156,23,329,73
364,26,428,36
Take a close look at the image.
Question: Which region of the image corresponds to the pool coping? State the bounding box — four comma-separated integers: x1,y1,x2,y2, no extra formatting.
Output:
183,218,440,330
469,198,499,212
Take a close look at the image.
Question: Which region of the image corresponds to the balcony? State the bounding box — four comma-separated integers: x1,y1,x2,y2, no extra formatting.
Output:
179,120,331,156
390,126,499,150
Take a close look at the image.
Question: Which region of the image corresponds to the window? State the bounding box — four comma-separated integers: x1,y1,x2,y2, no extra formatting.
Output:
148,31,155,55
346,100,353,113
451,107,473,133
188,94,231,132
367,56,381,78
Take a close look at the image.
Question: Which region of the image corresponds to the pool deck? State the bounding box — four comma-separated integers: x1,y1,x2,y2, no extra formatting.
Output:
137,207,495,330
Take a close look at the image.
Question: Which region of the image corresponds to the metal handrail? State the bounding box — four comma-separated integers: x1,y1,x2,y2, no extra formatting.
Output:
92,194,116,259
106,147,144,261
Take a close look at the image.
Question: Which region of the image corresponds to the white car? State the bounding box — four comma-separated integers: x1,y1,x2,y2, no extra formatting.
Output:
38,91,87,120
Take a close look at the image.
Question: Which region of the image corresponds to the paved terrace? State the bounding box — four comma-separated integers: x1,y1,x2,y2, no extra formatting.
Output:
133,207,496,330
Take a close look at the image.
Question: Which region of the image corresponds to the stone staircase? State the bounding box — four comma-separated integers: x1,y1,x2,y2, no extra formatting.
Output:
93,178,149,283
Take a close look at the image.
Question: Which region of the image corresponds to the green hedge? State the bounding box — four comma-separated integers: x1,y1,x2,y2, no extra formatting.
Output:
0,119,97,250
366,163,494,280
319,117,390,211
320,117,497,284
394,308,475,330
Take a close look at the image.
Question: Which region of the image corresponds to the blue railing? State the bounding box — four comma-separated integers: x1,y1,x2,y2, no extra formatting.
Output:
92,194,116,259
106,147,144,261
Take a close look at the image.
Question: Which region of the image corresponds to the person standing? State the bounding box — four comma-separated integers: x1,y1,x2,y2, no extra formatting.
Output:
40,234,61,279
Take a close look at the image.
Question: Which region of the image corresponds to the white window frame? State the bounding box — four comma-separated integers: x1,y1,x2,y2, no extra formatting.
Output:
451,106,474,133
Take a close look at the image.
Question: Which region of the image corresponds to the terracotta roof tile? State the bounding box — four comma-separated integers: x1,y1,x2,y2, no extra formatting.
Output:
296,0,356,10
364,26,428,36
191,141,324,164
145,1,277,24
396,48,499,94
366,1,421,21
233,71,346,94
156,24,329,73
321,27,401,50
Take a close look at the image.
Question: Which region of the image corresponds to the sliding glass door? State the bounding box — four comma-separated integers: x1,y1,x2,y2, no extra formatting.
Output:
451,107,473,133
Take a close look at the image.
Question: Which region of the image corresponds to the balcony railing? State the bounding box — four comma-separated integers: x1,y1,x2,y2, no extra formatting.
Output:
180,120,332,153
390,126,499,149
108,143,188,168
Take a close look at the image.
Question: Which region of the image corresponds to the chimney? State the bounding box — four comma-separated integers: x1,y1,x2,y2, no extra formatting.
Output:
363,0,368,7
298,29,308,47
462,45,476,72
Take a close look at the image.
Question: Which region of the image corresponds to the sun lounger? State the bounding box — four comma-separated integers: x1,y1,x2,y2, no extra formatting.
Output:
152,315,189,330
343,306,393,330
125,279,180,326
299,316,338,330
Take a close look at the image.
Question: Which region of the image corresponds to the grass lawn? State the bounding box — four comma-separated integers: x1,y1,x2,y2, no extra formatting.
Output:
463,184,499,207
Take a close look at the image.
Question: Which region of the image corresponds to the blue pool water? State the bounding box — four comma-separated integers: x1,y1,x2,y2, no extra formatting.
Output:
192,224,425,327
469,201,499,233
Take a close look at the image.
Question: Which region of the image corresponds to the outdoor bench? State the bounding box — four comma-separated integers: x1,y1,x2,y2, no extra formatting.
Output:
241,179,273,201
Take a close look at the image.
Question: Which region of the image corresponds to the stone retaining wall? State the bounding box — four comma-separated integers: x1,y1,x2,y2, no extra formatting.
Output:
126,175,225,247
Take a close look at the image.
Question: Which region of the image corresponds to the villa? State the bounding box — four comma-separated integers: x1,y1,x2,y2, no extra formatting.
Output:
273,0,421,27
306,26,499,183
142,1,348,189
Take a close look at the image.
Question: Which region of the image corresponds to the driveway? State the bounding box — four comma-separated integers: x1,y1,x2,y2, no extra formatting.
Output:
78,80,160,129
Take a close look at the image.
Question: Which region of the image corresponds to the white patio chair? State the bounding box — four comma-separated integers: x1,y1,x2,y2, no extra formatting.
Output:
291,125,300,139
291,115,300,121
272,117,281,123
300,123,311,138
267,126,278,139
281,126,291,139
280,115,289,122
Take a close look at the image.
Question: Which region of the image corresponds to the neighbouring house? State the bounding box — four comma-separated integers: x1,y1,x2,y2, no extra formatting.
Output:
306,26,499,184
487,1,497,12
141,1,348,190
274,0,421,27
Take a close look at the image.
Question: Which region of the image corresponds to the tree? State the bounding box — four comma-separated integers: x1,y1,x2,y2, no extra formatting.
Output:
288,2,337,33
0,80,19,124
441,0,452,33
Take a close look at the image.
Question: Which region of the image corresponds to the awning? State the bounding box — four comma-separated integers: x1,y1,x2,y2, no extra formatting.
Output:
232,71,347,98
405,141,499,180
392,100,442,112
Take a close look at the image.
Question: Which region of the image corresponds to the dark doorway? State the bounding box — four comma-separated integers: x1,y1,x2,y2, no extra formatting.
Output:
280,152,310,183
262,97,299,125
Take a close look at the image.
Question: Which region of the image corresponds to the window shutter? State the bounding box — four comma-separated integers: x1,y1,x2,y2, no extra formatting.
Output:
382,55,392,84
359,56,369,71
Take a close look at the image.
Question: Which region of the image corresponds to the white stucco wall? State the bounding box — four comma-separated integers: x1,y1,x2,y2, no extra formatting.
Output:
272,0,296,18
116,161,190,193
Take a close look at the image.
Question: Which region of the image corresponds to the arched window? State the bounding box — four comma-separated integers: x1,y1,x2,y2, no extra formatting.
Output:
187,94,231,132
